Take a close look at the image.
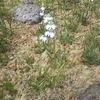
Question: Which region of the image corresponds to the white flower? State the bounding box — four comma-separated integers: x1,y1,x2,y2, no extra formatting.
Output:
50,32,55,38
44,31,55,38
40,12,44,16
45,21,56,31
39,35,47,42
43,14,53,23
40,3,45,11
40,3,45,16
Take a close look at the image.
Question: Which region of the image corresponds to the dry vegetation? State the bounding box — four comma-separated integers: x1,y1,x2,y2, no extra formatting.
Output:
0,0,100,100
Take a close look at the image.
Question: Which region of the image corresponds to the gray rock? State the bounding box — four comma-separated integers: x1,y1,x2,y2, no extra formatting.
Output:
75,83,100,100
10,0,43,24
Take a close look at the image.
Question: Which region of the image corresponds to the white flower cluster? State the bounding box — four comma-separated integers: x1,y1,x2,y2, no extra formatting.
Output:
40,3,45,16
39,3,56,42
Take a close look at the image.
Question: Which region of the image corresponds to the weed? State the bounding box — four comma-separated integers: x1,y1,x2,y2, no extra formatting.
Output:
23,56,35,70
0,0,13,69
57,0,72,10
34,41,45,54
37,24,46,37
45,0,55,8
82,26,100,65
0,54,9,67
60,29,74,45
47,49,67,70
28,66,60,93
0,73,16,99
72,1,100,25
62,17,79,32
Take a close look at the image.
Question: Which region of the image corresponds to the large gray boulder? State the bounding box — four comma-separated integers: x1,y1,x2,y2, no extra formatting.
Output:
10,0,43,24
75,83,100,100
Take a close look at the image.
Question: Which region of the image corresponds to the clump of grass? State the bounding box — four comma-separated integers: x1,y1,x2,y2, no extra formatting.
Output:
27,3,65,94
0,54,9,67
23,55,35,70
60,29,74,45
0,0,13,67
57,0,67,10
36,23,46,37
57,0,100,26
72,0,100,26
72,5,90,26
31,35,67,93
82,26,100,65
0,1,15,98
47,48,67,69
62,17,79,32
57,0,75,10
0,73,16,99
28,66,60,93
0,18,12,53
0,0,13,52
34,42,45,54
8,0,20,8
45,0,55,8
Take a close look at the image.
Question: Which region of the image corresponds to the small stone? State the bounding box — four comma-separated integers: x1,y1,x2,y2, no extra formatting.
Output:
10,0,43,24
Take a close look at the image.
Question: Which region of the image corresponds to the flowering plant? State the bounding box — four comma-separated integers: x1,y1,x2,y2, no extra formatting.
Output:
39,3,56,42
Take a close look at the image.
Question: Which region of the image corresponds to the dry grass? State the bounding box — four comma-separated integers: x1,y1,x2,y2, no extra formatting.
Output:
0,0,100,100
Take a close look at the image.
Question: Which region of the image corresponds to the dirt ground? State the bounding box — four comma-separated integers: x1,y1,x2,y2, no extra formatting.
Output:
0,0,100,100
